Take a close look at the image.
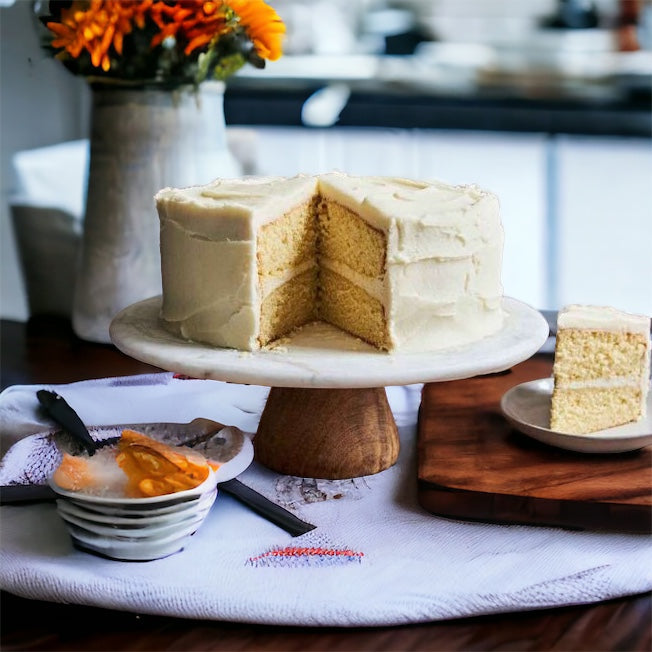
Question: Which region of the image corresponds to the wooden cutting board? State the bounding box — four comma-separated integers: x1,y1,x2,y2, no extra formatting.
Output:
417,356,652,533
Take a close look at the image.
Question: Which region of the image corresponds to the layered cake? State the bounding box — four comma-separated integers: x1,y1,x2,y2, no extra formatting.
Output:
155,173,505,352
550,305,651,434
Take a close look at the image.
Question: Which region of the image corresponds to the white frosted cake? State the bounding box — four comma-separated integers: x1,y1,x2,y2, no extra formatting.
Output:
155,173,505,352
550,305,651,434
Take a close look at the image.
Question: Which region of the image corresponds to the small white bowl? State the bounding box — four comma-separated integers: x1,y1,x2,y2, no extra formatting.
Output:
66,519,209,561
55,495,214,534
49,468,218,561
56,490,216,526
57,506,209,540
66,492,211,518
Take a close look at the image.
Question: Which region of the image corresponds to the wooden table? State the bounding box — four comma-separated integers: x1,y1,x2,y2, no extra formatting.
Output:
1,317,650,652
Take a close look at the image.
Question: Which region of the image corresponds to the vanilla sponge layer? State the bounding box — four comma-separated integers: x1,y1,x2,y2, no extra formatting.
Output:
553,330,649,384
157,174,505,352
550,385,646,434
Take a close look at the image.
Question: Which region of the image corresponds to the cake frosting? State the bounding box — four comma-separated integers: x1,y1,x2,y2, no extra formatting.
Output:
557,304,651,336
155,173,505,352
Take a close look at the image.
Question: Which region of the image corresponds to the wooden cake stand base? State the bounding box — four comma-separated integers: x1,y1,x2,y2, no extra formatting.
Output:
255,387,399,479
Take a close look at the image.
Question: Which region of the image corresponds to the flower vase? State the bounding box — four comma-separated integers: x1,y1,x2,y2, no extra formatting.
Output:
72,81,240,343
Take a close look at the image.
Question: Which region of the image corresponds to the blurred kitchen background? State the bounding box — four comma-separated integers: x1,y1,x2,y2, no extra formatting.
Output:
1,0,651,322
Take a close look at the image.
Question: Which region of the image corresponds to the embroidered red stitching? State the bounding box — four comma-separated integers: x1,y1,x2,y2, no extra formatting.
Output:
249,546,364,563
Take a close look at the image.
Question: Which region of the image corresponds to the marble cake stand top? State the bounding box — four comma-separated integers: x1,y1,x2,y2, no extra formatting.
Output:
110,296,549,389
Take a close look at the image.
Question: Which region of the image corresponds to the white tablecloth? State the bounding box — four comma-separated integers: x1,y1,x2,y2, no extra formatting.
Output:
1,373,650,626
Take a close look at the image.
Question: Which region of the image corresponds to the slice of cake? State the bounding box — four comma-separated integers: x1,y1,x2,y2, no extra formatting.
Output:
155,173,505,352
550,305,651,434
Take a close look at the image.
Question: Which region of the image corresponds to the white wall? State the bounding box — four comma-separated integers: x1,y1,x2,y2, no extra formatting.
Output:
555,135,652,314
0,0,89,320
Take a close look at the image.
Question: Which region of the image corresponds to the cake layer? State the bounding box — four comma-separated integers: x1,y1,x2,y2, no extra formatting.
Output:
318,200,386,278
554,330,650,385
258,199,317,278
550,386,645,434
260,268,319,347
319,268,389,350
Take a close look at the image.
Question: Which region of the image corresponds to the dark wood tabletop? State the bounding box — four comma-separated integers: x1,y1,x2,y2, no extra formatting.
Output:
1,317,650,652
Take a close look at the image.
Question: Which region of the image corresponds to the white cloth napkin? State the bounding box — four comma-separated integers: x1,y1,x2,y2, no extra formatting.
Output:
1,373,650,626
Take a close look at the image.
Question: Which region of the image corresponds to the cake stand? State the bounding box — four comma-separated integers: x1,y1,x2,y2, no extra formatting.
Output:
110,297,549,479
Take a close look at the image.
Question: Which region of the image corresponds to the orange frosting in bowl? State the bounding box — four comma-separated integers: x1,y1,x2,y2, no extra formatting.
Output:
53,430,220,498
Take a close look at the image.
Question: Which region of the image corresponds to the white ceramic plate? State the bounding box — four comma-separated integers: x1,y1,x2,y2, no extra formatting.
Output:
60,490,216,524
48,467,224,560
67,492,209,518
67,519,205,561
57,506,209,541
500,378,652,454
213,427,254,483
56,493,215,531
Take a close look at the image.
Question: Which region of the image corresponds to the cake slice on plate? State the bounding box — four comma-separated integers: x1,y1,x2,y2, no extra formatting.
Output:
550,305,651,434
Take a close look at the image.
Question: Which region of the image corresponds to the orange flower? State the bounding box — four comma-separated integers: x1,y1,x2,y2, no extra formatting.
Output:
47,0,152,72
44,0,285,82
149,0,231,55
183,1,231,55
227,0,285,61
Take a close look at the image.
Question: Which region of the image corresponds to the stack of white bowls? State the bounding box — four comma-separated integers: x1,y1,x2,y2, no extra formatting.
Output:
48,469,219,561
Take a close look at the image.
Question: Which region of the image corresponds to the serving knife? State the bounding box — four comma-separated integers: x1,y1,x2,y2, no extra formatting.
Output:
0,479,315,537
